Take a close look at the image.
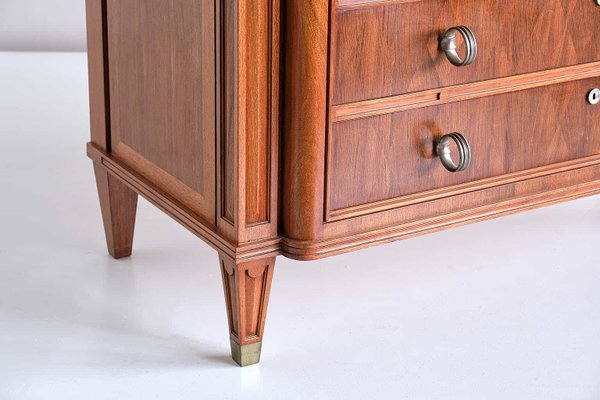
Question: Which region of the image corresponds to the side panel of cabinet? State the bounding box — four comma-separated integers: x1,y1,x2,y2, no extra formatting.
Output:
105,0,216,223
89,0,280,247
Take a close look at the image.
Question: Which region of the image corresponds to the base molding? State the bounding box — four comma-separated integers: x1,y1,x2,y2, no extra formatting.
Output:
88,142,280,262
89,142,600,262
282,180,600,260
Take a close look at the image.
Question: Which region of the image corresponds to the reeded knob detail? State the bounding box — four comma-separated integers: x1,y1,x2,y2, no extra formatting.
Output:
441,26,478,67
435,132,472,172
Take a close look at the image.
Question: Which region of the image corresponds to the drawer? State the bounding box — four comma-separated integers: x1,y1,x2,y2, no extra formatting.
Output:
332,0,600,105
326,77,600,221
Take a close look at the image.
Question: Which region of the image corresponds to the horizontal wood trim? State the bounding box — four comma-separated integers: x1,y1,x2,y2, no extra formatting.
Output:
88,143,600,262
333,61,600,122
87,143,280,262
285,178,600,260
328,154,600,221
112,142,213,222
336,0,423,9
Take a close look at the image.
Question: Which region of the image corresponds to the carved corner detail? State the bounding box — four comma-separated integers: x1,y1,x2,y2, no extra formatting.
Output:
219,255,275,345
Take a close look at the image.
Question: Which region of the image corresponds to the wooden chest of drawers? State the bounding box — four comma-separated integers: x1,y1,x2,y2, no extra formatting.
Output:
85,0,600,366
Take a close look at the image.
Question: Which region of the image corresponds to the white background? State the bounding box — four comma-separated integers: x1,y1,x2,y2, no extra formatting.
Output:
0,0,86,52
1,4,600,399
1,51,599,400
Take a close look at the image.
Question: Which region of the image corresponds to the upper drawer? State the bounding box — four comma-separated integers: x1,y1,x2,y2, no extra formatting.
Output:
332,0,600,105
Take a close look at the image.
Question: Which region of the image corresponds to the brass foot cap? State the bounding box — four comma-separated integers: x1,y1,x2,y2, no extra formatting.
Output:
230,339,262,367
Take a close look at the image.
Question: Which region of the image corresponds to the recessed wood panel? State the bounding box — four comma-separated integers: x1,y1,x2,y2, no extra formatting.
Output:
106,0,216,222
244,0,272,225
219,0,280,239
327,77,600,216
333,0,600,104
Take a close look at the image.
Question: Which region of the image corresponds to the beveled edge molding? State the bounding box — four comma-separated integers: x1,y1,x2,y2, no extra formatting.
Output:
85,0,111,151
333,61,600,123
87,143,281,262
284,178,600,260
218,0,237,229
88,142,600,262
326,154,600,222
218,0,280,242
240,0,278,227
336,0,423,10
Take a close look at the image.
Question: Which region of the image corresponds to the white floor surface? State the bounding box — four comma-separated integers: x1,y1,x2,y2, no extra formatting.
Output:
1,52,600,400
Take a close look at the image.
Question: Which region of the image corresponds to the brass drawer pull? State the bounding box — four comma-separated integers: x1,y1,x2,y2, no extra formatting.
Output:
441,26,478,67
435,132,472,172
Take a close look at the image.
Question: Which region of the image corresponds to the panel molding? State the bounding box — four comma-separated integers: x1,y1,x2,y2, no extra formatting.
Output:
327,155,600,222
325,77,600,222
105,0,217,222
88,143,282,261
89,142,600,261
218,0,238,229
285,175,600,259
336,0,423,9
333,62,600,122
217,0,280,243
85,0,111,151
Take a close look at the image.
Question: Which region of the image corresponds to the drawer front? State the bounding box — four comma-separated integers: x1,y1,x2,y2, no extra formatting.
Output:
333,0,600,105
326,77,600,221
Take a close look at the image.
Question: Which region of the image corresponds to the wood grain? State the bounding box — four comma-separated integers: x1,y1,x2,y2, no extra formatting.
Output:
89,141,600,261
284,167,600,259
282,0,330,241
333,0,600,104
218,0,280,243
327,77,600,214
336,0,423,9
93,163,138,259
243,0,272,225
333,61,600,122
86,0,600,365
87,143,282,263
87,0,138,259
220,254,275,345
85,0,110,150
328,155,600,222
106,0,216,222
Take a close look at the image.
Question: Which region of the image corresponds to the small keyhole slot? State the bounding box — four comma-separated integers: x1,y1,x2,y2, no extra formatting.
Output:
588,89,600,105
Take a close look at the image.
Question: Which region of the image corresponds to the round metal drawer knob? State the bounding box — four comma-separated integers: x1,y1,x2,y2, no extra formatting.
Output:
435,132,472,172
441,26,478,67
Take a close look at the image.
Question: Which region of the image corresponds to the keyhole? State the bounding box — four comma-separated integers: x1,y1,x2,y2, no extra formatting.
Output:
588,89,600,105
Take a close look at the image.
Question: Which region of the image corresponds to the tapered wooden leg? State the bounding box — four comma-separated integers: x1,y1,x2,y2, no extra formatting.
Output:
94,164,138,259
220,254,276,366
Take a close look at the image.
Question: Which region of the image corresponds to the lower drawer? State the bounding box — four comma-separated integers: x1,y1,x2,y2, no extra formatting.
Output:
326,77,600,221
